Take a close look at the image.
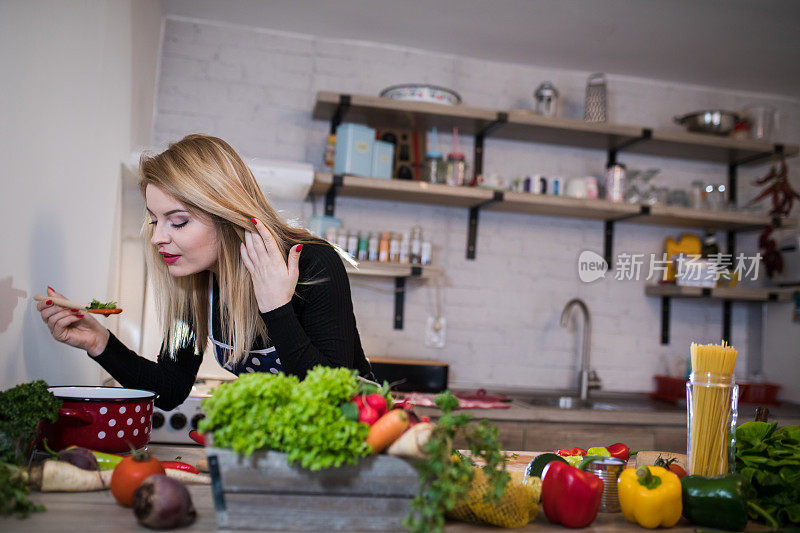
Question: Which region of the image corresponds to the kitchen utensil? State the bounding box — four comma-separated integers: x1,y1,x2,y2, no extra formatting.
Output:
674,110,740,135
583,73,607,123
379,84,461,105
534,81,559,117
39,386,155,452
33,294,122,315
744,105,779,140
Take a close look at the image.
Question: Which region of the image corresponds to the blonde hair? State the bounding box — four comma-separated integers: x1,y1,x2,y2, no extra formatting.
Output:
139,134,323,365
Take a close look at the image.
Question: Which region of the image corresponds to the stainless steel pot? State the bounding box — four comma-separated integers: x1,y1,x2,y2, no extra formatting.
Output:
674,110,740,135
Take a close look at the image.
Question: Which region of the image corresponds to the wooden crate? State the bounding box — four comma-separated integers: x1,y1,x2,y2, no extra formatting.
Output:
206,447,418,531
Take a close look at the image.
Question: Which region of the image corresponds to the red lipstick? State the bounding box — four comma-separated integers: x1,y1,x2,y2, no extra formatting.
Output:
160,252,180,264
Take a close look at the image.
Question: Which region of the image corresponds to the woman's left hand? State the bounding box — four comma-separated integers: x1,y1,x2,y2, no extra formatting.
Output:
241,217,303,313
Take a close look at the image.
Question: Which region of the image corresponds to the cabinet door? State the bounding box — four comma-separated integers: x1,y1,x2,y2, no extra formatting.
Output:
523,423,656,452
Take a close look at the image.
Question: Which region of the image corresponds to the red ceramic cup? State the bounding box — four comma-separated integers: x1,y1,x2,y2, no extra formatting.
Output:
40,386,156,453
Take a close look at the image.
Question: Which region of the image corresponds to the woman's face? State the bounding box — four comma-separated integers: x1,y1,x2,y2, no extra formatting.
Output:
146,184,219,276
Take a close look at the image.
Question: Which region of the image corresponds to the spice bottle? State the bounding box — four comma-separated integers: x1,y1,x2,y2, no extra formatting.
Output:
368,232,379,261
346,230,359,258
410,226,422,264
421,240,432,265
357,233,369,261
378,232,390,263
389,233,400,262
399,232,410,264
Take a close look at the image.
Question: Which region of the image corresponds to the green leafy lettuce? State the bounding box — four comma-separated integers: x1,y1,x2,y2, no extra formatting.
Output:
736,421,800,526
198,366,370,470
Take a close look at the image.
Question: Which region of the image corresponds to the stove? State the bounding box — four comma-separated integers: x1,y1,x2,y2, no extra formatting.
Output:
149,380,224,445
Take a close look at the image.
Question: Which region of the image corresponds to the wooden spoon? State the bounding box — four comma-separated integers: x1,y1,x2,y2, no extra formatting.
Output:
33,294,122,315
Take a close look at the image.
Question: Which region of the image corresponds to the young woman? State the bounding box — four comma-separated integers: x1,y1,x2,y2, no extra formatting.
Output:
37,134,372,410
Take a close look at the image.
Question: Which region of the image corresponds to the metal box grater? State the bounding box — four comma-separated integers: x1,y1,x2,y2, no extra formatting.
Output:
584,73,607,123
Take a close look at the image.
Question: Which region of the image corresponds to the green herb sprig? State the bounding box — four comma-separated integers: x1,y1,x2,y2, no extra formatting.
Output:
88,299,117,309
403,391,510,533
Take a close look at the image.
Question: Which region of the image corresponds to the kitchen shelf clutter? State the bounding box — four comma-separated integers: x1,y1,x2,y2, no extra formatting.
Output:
313,91,797,262
312,91,798,344
311,172,784,231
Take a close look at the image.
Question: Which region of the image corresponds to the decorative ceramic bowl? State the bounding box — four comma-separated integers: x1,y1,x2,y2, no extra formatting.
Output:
379,84,462,105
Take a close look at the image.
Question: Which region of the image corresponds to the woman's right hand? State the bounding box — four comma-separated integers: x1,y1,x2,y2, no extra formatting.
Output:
37,287,110,356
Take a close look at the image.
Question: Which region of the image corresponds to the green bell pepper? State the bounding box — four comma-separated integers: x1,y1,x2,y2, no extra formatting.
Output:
681,475,749,531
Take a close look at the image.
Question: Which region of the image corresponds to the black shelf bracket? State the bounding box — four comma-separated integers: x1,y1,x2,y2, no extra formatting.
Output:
329,94,351,134
324,174,344,217
606,129,652,167
661,296,671,345
393,267,423,330
604,205,651,267
466,190,504,259
722,300,732,344
473,112,508,182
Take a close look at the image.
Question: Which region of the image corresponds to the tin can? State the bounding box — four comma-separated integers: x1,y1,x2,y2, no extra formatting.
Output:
605,163,627,202
585,457,626,512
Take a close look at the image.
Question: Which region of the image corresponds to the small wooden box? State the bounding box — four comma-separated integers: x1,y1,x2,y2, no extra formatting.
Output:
206,447,418,531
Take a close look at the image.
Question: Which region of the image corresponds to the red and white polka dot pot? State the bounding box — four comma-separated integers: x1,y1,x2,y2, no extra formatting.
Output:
41,386,156,453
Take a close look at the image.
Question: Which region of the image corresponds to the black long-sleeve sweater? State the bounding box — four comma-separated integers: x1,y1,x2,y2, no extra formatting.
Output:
93,243,372,410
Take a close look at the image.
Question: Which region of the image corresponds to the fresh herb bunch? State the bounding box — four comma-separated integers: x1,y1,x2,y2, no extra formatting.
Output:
199,366,370,470
0,380,61,518
736,421,800,526
403,391,509,533
88,299,117,309
0,380,62,465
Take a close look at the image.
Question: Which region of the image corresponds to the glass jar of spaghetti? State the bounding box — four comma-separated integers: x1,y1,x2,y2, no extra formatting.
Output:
686,371,739,476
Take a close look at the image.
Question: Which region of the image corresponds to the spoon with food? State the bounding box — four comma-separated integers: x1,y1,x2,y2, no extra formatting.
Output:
33,294,122,315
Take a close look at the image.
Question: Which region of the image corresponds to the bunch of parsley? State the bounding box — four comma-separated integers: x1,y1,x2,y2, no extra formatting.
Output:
0,380,62,517
199,366,370,470
403,391,509,533
736,421,800,527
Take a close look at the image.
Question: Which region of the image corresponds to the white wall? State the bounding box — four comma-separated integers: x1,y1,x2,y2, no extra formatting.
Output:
0,0,162,389
150,16,800,399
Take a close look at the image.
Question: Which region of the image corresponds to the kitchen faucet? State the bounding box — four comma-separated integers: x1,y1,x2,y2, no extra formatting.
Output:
560,298,601,403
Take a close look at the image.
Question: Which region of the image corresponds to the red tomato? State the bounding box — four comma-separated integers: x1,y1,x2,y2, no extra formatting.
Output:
110,452,165,507
667,463,687,479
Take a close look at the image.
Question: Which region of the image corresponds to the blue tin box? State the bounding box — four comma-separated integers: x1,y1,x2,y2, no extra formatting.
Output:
334,123,375,177
371,140,394,179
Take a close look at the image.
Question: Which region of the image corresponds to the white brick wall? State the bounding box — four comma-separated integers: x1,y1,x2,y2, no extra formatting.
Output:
153,16,800,396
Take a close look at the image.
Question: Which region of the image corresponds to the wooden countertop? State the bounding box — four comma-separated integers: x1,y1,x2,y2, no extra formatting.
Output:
2,444,774,532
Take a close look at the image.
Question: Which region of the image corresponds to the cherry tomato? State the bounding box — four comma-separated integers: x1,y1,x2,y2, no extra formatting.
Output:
110,451,165,507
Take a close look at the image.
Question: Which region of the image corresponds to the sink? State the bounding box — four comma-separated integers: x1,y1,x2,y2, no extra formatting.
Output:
509,392,684,412
519,396,621,411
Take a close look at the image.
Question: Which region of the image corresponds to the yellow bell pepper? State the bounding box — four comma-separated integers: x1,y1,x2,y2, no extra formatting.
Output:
618,465,682,528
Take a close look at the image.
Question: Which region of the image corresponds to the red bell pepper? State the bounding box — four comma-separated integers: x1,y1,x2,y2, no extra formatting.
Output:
554,447,587,457
542,461,604,528
188,430,206,446
606,442,629,461
160,460,199,474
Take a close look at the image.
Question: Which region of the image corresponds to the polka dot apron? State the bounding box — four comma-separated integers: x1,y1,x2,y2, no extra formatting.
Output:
208,278,282,376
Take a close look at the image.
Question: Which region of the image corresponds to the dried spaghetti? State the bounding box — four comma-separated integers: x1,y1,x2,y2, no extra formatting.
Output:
688,342,738,476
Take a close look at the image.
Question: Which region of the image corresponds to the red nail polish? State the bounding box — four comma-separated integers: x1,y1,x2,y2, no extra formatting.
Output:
250,217,257,225
76,314,84,318
47,286,55,292
296,244,303,252
46,299,53,305
71,308,79,312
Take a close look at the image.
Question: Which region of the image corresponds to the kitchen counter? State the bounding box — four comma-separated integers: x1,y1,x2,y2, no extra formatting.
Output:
1,444,776,532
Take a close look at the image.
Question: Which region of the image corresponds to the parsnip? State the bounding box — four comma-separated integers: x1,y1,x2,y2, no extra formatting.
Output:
28,460,108,492
165,468,211,485
386,422,433,459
